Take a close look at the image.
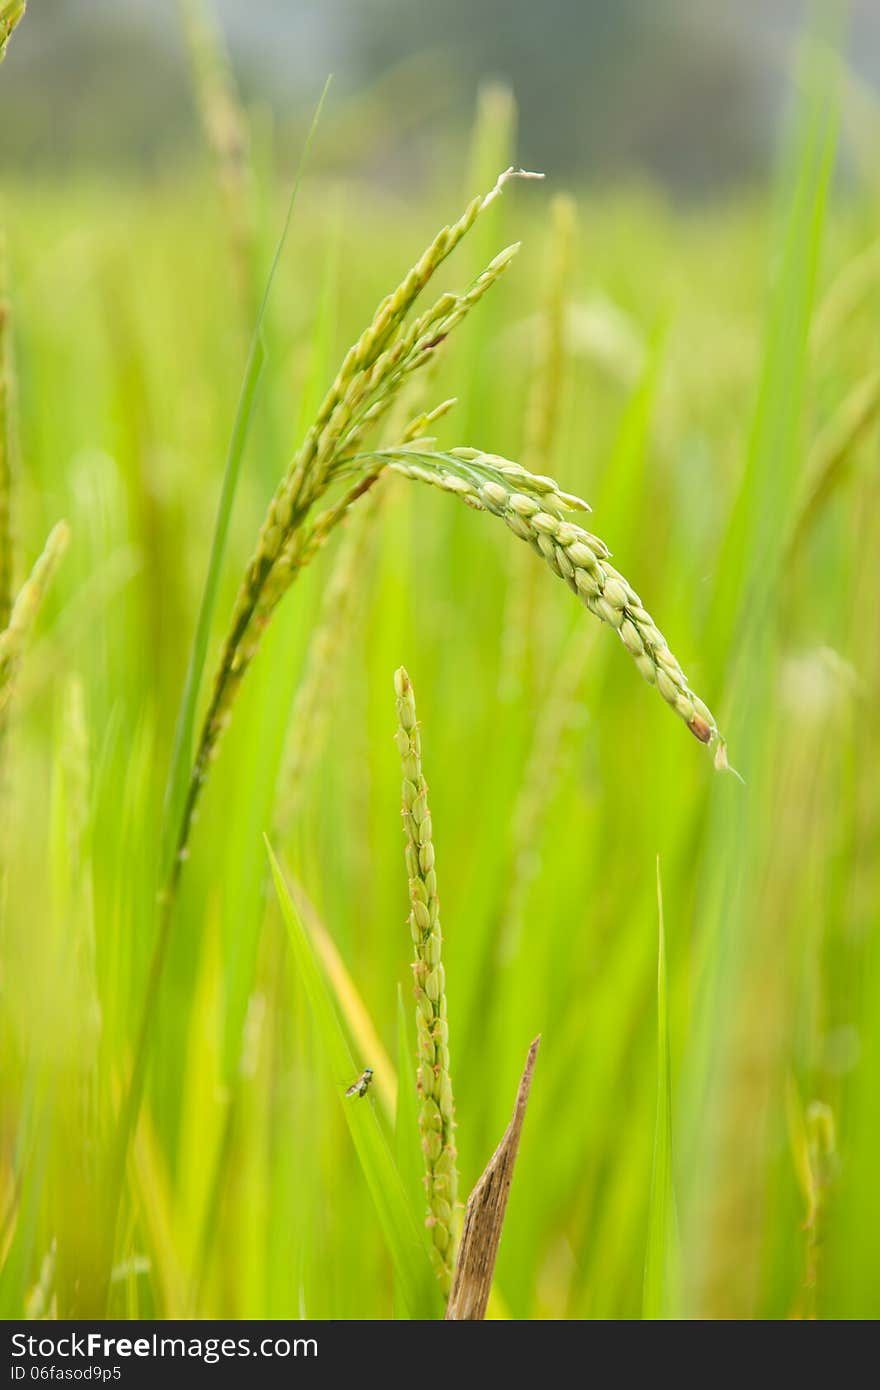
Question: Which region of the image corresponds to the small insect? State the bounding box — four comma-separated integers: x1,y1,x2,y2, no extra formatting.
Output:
345,1067,374,1099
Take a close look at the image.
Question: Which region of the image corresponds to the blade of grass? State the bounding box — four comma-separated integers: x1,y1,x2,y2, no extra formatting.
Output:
643,856,680,1319
106,85,333,1303
160,76,331,878
292,874,396,1120
266,840,441,1319
679,26,840,1316
393,985,431,1318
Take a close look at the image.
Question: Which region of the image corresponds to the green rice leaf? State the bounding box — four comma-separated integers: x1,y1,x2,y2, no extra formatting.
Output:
266,840,441,1320
161,77,331,876
643,857,680,1319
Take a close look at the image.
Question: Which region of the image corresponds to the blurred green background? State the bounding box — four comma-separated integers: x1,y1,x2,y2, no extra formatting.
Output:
1,0,879,1320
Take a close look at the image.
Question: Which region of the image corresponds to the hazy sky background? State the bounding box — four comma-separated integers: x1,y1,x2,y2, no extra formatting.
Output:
1,1,877,191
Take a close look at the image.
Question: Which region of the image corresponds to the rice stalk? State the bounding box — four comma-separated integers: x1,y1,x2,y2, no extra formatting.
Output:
394,667,458,1293
49,676,104,1314
0,521,69,724
0,243,13,634
161,80,331,880
379,449,731,763
178,0,258,319
175,174,533,882
277,400,455,829
0,1,25,63
643,857,680,1319
57,676,97,1004
500,193,575,703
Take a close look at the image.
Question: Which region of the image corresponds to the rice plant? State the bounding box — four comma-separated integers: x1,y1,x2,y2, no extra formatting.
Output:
394,667,458,1291
2,1,879,1325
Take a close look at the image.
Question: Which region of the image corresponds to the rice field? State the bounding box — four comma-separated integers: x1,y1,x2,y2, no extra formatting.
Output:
2,10,880,1320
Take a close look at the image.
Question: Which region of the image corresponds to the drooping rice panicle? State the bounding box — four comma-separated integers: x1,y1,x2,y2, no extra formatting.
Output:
394,667,458,1293
378,448,730,765
0,521,69,722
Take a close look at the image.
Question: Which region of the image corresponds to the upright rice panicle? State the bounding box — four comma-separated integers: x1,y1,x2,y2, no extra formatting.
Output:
184,173,536,843
394,667,458,1292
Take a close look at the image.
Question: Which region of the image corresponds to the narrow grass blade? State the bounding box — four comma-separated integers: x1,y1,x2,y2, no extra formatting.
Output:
131,1112,188,1317
293,875,396,1120
643,857,680,1319
266,840,441,1319
678,28,840,1317
706,35,840,674
161,77,331,876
